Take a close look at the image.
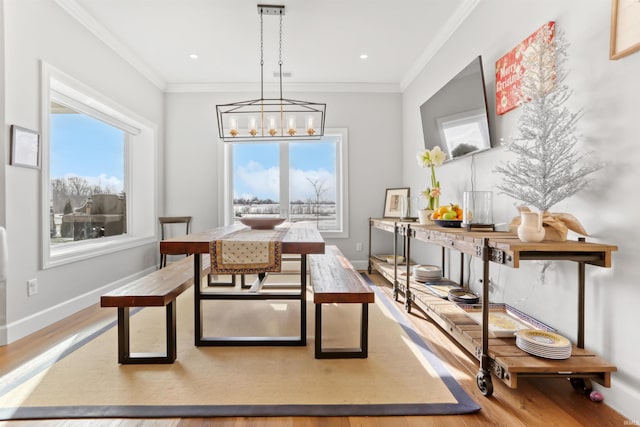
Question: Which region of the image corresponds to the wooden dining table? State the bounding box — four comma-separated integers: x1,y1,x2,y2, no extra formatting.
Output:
160,221,325,346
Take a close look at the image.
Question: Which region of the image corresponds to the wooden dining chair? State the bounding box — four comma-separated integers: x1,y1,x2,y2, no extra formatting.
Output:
159,216,192,268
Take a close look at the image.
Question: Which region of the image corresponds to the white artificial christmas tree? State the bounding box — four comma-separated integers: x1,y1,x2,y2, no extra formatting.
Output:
494,24,601,217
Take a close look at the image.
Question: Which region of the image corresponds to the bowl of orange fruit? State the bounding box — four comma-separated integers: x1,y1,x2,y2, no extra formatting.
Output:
431,204,463,228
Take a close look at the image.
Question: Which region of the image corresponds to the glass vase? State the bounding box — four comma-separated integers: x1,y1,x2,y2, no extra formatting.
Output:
400,196,419,220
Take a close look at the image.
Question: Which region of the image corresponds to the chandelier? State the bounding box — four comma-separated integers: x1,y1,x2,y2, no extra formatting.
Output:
216,4,326,142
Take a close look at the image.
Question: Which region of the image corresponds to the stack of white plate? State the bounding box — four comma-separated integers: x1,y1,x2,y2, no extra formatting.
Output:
515,329,572,360
412,265,443,282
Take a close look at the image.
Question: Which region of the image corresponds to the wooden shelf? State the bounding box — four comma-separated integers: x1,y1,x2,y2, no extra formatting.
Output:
368,218,617,396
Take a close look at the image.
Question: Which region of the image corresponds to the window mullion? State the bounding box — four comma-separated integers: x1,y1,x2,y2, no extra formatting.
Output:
280,142,290,218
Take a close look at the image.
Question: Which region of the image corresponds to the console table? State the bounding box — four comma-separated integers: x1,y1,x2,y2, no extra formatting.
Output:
368,218,617,397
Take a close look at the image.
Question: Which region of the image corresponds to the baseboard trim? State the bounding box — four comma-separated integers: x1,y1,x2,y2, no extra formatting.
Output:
351,259,369,271
605,377,640,422
1,266,157,345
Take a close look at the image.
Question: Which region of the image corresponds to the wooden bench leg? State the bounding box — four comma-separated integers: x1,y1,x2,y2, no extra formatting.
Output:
117,302,178,364
315,302,369,359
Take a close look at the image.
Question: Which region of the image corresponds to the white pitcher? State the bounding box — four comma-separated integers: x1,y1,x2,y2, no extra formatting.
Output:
418,209,433,224
517,211,545,242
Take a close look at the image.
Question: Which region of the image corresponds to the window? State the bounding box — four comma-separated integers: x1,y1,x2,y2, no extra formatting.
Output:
41,63,158,268
225,129,348,237
49,101,127,244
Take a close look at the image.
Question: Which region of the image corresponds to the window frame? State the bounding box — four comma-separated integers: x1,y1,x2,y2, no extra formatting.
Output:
221,128,349,238
40,62,158,269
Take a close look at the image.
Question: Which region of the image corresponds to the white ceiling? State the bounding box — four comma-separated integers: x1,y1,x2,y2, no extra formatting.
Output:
61,0,479,92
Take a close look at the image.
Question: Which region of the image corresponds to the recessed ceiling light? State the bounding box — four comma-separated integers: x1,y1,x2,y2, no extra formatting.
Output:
189,53,199,59
360,54,368,59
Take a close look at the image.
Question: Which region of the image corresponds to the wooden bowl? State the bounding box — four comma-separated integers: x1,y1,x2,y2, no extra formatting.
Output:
239,218,286,230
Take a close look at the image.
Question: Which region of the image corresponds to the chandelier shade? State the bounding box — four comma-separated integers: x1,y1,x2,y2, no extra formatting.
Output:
216,4,326,142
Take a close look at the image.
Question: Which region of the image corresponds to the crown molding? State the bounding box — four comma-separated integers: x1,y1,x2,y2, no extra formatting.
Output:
165,82,402,94
54,0,473,95
51,0,399,95
400,0,481,91
54,0,167,91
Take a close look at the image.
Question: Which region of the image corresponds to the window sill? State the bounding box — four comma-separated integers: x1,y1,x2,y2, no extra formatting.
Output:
44,234,156,269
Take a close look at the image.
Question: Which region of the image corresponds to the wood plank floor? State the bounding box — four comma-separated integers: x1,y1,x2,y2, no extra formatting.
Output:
0,272,626,427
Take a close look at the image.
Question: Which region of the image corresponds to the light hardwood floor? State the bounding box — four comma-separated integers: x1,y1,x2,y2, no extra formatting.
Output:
0,272,626,427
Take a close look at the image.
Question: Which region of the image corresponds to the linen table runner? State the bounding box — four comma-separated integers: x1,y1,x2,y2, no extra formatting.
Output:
210,227,288,274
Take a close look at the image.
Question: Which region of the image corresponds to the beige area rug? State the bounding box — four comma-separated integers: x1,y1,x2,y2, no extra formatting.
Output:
0,274,480,419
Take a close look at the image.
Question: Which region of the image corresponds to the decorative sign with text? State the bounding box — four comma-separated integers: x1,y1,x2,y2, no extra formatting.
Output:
495,21,555,115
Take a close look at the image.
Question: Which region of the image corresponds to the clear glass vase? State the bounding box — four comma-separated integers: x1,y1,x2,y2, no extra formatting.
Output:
399,196,419,220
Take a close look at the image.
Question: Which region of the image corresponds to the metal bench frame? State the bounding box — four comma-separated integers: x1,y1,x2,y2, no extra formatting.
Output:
314,301,369,359
117,303,177,364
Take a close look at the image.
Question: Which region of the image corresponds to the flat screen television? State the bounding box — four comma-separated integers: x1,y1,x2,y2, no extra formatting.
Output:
419,55,493,161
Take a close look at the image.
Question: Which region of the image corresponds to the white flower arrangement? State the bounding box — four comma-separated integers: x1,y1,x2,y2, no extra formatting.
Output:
416,146,446,210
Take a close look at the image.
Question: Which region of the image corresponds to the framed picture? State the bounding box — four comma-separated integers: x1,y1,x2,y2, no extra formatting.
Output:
383,187,409,218
10,125,40,169
610,0,640,60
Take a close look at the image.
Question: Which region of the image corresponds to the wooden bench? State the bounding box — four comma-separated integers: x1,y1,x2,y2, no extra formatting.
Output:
309,245,375,359
100,254,210,364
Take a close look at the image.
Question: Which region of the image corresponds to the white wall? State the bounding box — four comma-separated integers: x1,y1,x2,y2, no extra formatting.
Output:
1,0,164,343
164,90,403,263
402,0,640,419
0,1,7,339
2,0,637,420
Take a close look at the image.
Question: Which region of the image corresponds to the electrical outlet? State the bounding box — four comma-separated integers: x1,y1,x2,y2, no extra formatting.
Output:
478,277,495,285
356,242,363,252
479,277,496,293
27,278,38,296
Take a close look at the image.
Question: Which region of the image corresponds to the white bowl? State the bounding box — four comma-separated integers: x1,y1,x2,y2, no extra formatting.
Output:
386,255,405,264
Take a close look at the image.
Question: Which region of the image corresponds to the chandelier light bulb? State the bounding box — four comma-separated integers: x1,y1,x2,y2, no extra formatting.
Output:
248,116,257,136
287,116,296,136
229,117,239,137
306,116,315,135
268,116,277,136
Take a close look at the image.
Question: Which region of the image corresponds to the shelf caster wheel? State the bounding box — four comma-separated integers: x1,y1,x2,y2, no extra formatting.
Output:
570,378,592,395
393,288,399,301
404,300,411,313
476,371,494,397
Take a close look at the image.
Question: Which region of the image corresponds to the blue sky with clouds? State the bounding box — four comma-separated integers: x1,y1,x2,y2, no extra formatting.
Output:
51,114,336,203
233,141,336,202
50,113,124,192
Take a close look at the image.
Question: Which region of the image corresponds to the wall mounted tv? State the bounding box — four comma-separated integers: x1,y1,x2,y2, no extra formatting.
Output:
420,55,493,161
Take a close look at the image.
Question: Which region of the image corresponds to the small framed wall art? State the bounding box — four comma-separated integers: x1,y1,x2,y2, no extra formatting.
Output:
383,187,409,218
10,125,40,169
610,0,640,60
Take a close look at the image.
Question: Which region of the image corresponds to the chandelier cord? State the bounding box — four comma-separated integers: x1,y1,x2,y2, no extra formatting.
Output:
278,11,283,100
260,10,264,100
